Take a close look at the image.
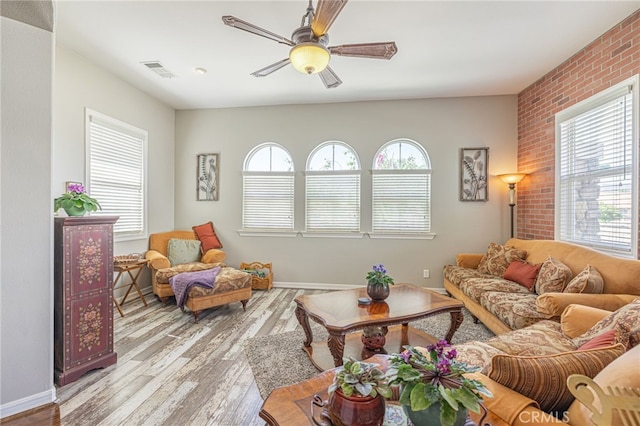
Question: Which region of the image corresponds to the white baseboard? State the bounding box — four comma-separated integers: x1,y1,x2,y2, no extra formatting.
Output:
0,387,56,419
273,281,447,294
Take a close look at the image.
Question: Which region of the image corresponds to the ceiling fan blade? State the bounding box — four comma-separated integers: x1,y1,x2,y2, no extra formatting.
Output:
329,42,398,60
311,0,348,38
222,15,294,46
251,58,291,77
318,66,342,89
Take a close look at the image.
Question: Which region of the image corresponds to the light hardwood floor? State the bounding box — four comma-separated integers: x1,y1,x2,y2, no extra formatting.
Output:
54,287,325,426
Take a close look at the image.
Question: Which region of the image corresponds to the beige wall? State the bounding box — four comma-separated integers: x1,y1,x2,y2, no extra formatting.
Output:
175,96,518,287
54,45,176,259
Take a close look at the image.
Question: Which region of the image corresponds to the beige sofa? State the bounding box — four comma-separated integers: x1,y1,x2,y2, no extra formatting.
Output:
444,238,640,335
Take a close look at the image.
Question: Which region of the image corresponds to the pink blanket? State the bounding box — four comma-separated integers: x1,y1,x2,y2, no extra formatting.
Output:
169,266,221,308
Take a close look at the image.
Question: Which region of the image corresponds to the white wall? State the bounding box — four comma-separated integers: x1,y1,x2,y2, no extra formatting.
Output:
175,96,518,288
54,45,176,263
0,16,55,417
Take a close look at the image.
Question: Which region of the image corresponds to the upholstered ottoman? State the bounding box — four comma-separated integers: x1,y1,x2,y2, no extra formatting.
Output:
156,265,252,322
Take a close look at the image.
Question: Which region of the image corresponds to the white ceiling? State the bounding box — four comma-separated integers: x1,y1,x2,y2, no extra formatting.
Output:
54,1,639,110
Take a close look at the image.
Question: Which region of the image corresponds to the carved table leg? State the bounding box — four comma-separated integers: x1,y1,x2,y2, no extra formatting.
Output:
295,306,313,347
328,332,346,367
445,310,463,343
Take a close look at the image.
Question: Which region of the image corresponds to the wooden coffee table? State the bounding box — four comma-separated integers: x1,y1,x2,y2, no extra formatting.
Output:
294,283,464,371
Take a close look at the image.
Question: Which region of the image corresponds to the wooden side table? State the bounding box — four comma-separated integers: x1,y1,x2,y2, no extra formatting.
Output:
240,261,273,291
113,259,148,317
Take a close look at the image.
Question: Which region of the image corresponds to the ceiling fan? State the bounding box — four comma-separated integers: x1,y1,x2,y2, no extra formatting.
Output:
222,0,398,89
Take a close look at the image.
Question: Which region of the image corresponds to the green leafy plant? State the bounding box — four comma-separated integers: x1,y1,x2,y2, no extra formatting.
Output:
54,183,101,213
366,264,395,286
386,342,492,426
329,357,392,399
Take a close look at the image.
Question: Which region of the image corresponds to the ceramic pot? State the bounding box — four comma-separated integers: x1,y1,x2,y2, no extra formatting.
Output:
366,282,390,302
403,402,467,426
327,389,385,426
64,205,87,217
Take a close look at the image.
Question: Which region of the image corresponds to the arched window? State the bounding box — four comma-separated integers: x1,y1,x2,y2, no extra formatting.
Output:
242,143,294,231
372,139,432,234
305,141,361,233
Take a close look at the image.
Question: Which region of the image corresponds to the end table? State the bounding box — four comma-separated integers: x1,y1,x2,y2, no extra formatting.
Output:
113,259,148,317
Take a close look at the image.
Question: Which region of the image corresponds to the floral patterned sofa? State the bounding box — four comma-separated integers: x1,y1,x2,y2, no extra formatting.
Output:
443,238,640,335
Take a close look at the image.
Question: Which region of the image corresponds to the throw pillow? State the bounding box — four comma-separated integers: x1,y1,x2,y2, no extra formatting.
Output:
577,329,627,351
572,298,640,349
192,221,223,252
503,260,541,291
534,256,573,294
477,242,527,277
563,264,604,294
167,238,201,266
487,343,626,413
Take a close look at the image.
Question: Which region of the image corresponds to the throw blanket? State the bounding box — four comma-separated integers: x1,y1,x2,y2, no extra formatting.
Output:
169,266,221,309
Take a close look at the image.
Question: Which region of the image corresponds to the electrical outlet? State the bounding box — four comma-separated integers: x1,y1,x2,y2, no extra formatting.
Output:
423,269,430,279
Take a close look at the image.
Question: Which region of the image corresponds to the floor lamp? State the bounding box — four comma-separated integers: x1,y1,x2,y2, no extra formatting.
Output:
497,173,527,238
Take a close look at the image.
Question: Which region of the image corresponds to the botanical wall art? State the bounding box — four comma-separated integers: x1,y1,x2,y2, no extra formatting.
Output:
460,147,488,201
197,153,219,201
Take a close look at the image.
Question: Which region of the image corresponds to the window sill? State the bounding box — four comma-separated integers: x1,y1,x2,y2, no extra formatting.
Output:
368,232,436,240
238,230,298,238
301,231,365,239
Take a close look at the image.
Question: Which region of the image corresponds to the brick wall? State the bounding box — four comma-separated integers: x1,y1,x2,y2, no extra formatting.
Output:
517,9,640,242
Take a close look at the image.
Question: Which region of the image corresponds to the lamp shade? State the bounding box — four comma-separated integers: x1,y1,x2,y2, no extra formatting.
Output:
498,173,527,184
289,43,330,75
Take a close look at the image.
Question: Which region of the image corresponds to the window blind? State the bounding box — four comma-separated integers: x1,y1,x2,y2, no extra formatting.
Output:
372,171,431,232
557,85,634,255
242,173,294,230
87,112,146,239
305,173,360,232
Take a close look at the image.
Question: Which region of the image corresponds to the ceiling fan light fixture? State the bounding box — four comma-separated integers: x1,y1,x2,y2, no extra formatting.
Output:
289,42,330,75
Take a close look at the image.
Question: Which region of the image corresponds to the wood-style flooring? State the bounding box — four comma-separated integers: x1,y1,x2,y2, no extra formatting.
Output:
31,288,322,426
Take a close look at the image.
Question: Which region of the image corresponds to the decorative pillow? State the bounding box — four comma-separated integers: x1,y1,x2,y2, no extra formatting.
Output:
577,329,625,351
487,344,626,413
563,264,604,294
167,238,201,266
503,260,541,291
572,298,640,349
534,256,573,295
192,221,223,252
477,242,527,277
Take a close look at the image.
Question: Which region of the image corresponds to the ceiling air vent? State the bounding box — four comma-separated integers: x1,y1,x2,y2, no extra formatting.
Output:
141,61,176,79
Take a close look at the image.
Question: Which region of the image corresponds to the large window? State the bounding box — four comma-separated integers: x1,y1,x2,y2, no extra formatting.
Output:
305,141,361,234
86,109,147,241
371,139,432,236
242,143,295,233
556,76,638,257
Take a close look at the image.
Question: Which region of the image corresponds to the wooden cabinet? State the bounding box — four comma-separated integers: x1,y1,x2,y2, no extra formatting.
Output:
54,216,118,386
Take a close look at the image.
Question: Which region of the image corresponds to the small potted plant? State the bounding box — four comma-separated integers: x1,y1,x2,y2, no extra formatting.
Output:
54,183,101,217
325,357,392,426
386,342,492,426
365,264,395,301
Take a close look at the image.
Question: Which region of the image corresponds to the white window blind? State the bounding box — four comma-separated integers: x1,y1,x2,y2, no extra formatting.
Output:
87,110,146,240
242,143,294,231
372,139,432,234
556,80,637,257
305,142,361,233
305,172,361,232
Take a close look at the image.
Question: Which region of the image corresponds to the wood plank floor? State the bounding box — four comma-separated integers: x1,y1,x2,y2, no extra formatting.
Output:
52,287,325,426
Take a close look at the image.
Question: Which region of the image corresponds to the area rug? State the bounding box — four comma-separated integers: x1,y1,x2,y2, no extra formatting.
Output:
244,308,493,399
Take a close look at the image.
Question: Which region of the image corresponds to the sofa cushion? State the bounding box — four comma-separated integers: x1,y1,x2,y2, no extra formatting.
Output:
167,238,201,266
572,298,640,349
477,242,527,276
480,291,549,330
452,341,505,371
156,262,223,284
443,265,489,288
503,260,540,291
535,256,573,295
487,343,626,413
193,221,223,252
563,264,604,294
460,276,530,304
482,320,575,357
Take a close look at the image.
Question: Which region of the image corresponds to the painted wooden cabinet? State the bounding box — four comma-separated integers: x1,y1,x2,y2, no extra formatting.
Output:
54,216,118,386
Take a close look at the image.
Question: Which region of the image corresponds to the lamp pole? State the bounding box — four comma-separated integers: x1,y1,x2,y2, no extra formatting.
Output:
498,173,526,239
508,183,516,238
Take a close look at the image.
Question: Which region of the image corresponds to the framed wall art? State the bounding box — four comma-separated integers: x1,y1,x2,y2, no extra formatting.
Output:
460,147,488,202
196,153,219,201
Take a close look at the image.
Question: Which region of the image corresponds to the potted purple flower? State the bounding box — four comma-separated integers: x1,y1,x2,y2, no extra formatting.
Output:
365,264,394,301
54,183,101,217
